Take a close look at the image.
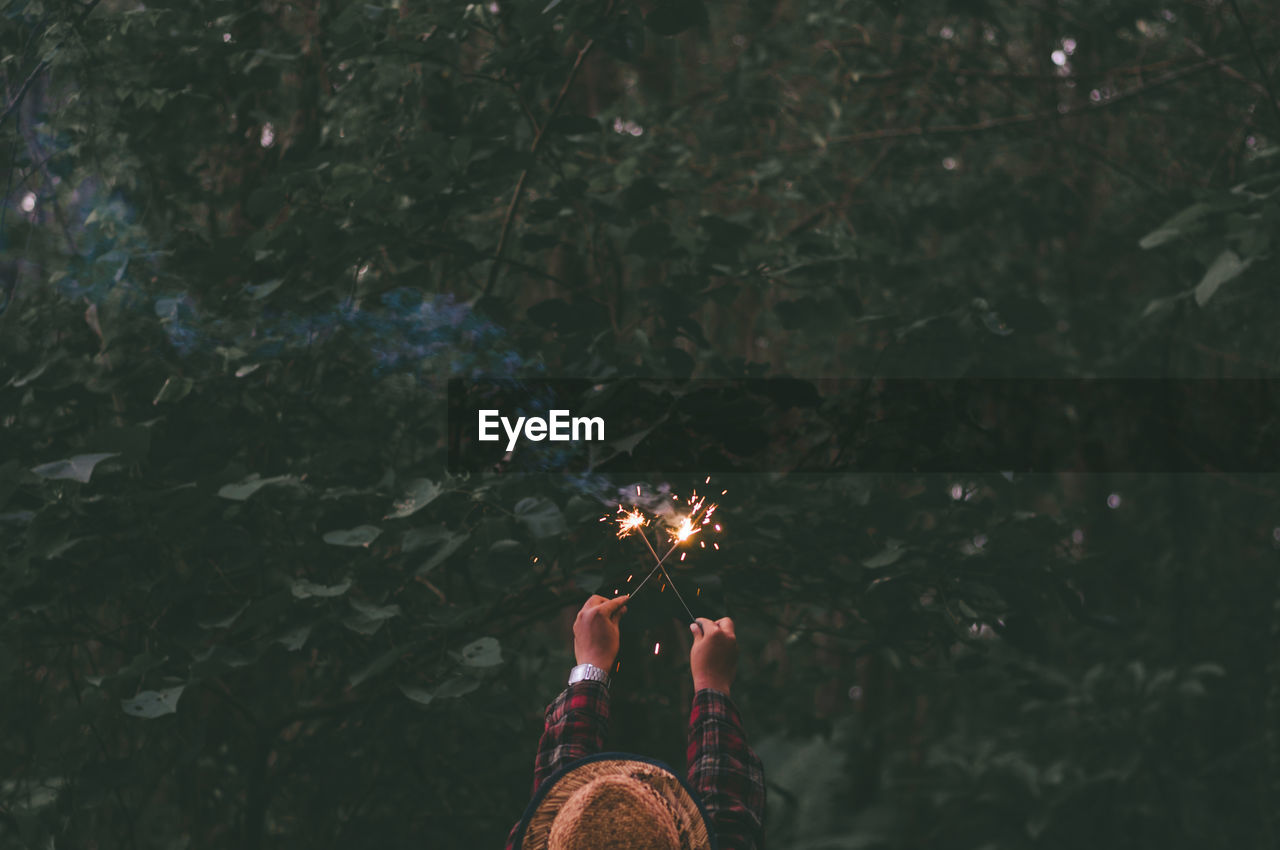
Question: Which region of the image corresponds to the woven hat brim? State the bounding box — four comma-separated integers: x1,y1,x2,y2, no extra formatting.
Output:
513,753,716,850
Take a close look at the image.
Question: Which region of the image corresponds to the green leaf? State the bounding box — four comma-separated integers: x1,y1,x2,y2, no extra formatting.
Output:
1193,249,1252,306
433,675,481,699
322,525,382,547
862,540,905,568
121,686,185,719
384,478,443,519
458,636,502,667
246,278,285,300
416,531,469,576
290,578,352,599
403,526,453,553
198,601,250,629
1138,203,1212,249
217,473,301,500
514,497,567,538
8,355,60,387
275,625,312,651
348,645,402,688
31,453,120,484
1140,290,1192,319
399,684,435,706
343,598,401,634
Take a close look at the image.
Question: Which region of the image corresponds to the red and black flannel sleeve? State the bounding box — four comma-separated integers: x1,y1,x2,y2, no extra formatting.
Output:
505,680,610,850
686,688,767,850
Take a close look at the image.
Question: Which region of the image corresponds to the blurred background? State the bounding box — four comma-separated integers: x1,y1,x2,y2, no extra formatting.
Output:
1,0,1278,848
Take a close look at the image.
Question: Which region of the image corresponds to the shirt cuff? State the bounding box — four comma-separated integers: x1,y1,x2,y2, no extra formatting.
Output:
692,687,745,724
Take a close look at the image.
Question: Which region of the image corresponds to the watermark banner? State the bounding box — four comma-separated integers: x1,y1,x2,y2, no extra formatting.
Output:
447,378,1280,474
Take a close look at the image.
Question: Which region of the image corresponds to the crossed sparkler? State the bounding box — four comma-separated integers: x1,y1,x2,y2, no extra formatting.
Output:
603,482,723,625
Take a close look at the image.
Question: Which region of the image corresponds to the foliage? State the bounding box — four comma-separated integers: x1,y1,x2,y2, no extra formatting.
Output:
2,0,1279,848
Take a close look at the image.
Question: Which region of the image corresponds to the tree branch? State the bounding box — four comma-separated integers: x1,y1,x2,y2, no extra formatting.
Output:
0,0,104,126
734,51,1274,158
1227,0,1280,130
482,2,615,300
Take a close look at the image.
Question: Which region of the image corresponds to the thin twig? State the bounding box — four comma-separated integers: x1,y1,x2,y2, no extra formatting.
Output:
1227,0,1280,130
0,0,103,125
482,2,615,299
733,52,1268,158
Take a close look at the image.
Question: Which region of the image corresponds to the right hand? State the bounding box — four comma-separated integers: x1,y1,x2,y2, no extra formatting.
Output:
689,617,738,695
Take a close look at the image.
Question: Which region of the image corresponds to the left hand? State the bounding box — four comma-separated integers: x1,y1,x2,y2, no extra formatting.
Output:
573,594,629,670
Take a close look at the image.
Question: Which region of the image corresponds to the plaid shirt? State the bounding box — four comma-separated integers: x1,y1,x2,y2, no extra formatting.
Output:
506,680,766,850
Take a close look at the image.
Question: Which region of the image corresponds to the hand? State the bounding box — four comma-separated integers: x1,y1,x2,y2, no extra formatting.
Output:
689,617,738,696
573,594,629,670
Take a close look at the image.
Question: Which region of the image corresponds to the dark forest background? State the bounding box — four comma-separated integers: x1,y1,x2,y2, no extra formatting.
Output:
2,1,1279,848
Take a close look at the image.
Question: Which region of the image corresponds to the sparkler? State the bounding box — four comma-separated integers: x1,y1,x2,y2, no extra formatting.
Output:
605,483,724,624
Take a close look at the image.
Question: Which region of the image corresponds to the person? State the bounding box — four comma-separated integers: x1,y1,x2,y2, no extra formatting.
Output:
506,593,766,850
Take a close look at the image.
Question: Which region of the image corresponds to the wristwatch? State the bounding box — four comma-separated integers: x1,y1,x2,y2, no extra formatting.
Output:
568,662,611,688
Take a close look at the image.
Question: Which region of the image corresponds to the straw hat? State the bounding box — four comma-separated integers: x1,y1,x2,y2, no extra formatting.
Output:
513,753,716,850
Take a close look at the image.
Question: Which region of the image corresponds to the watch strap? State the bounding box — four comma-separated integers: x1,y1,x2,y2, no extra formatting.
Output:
568,662,610,687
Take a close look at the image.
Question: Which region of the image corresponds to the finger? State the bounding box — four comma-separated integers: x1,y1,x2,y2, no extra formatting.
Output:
586,594,609,608
693,617,716,638
716,617,735,637
598,594,630,616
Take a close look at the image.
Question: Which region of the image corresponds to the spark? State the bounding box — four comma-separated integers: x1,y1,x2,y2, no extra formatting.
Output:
636,485,641,495
680,552,687,561
653,642,660,655
615,507,649,539
705,476,710,484
668,515,700,544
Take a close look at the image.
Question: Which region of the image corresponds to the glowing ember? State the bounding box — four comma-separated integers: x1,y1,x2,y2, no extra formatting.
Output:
668,515,700,544
615,507,649,539
653,642,660,655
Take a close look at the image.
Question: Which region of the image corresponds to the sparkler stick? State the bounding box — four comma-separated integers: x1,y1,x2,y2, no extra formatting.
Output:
626,524,682,597
655,559,696,623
